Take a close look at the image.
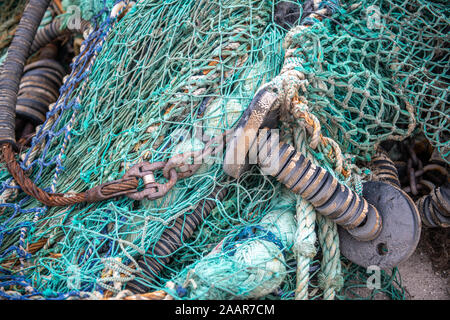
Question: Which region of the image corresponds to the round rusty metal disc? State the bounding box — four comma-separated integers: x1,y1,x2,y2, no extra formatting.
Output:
338,181,421,269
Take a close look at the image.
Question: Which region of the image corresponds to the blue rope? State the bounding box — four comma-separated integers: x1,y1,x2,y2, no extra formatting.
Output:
0,2,120,300
223,225,286,257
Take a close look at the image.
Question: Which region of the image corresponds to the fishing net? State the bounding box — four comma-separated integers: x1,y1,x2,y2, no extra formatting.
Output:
289,0,449,162
61,0,117,23
0,0,447,300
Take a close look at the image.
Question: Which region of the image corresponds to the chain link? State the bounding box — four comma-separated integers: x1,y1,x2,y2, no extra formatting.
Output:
79,130,230,204
3,129,231,206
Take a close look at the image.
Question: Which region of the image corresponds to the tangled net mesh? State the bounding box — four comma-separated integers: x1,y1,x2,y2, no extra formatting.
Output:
0,0,447,300
284,0,448,162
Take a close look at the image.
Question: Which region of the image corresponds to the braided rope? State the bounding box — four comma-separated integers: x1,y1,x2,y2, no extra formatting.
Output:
292,128,317,300
264,6,347,299
291,101,345,300
291,104,345,300
316,213,343,300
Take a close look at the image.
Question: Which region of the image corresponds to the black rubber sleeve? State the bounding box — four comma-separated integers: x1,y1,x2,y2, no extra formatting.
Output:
0,0,51,146
126,187,228,294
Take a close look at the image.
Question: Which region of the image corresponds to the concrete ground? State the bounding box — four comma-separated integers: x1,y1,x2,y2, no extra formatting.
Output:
397,238,449,300
345,236,449,300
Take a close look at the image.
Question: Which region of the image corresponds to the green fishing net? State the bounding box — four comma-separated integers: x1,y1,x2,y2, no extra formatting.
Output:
0,0,447,300
62,0,117,20
291,0,448,162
